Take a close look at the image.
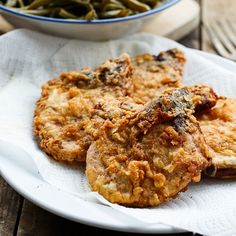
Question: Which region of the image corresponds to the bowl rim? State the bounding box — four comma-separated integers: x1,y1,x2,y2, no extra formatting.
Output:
0,0,180,24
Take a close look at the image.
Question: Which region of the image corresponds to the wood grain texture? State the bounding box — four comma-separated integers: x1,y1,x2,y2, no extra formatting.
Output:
0,16,13,33
179,26,200,49
17,200,193,236
0,177,22,236
201,0,236,53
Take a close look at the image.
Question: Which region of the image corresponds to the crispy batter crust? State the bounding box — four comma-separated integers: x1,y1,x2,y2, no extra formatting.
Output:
34,49,185,162
132,49,185,104
198,98,236,178
34,54,141,162
86,87,211,207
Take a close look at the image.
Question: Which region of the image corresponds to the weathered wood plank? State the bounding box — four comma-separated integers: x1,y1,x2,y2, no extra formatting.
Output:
0,16,13,33
16,200,194,236
201,0,236,53
0,177,22,236
179,28,200,49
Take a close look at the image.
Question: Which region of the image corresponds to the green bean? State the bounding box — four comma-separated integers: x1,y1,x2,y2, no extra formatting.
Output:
84,9,97,20
59,8,79,19
18,0,24,7
1,0,164,20
101,0,125,11
20,8,53,16
102,3,125,11
99,9,131,18
120,0,151,12
5,0,17,7
139,0,160,7
118,8,132,17
26,0,52,10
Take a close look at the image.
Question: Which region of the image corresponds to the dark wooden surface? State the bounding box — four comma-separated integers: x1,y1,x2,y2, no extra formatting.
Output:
0,0,234,235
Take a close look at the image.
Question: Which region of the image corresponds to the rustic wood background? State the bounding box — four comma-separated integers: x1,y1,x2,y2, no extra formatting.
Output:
0,0,235,235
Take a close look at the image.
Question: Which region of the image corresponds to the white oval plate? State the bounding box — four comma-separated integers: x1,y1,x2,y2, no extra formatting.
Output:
0,50,235,234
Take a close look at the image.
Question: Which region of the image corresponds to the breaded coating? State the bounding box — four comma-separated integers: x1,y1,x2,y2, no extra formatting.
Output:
86,87,211,207
34,49,185,162
34,54,141,162
131,48,185,104
198,98,236,178
188,84,218,112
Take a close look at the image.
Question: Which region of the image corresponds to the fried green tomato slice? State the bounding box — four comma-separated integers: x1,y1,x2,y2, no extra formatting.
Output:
86,87,212,207
34,49,185,163
198,98,236,178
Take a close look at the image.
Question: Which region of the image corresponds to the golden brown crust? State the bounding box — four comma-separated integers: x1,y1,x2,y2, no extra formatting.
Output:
86,87,211,207
198,98,236,178
34,49,185,162
34,54,140,162
131,49,185,104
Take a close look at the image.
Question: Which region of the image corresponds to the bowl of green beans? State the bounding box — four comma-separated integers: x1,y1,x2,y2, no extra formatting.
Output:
0,0,179,40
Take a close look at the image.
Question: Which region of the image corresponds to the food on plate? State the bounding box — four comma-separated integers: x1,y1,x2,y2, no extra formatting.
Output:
86,86,212,207
198,98,236,178
1,0,164,20
132,48,185,104
34,46,236,207
34,53,141,162
34,49,185,162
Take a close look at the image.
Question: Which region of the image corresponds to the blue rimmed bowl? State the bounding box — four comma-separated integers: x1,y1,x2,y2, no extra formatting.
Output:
0,0,179,40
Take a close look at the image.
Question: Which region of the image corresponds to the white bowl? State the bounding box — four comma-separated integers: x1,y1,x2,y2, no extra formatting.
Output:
0,0,179,40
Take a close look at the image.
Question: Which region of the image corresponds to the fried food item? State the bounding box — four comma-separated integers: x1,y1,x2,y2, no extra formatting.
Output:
34,54,141,162
132,48,185,104
34,49,185,163
198,98,236,178
86,87,212,207
188,84,218,112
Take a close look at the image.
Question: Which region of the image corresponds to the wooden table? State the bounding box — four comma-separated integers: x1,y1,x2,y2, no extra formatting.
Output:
0,1,235,235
